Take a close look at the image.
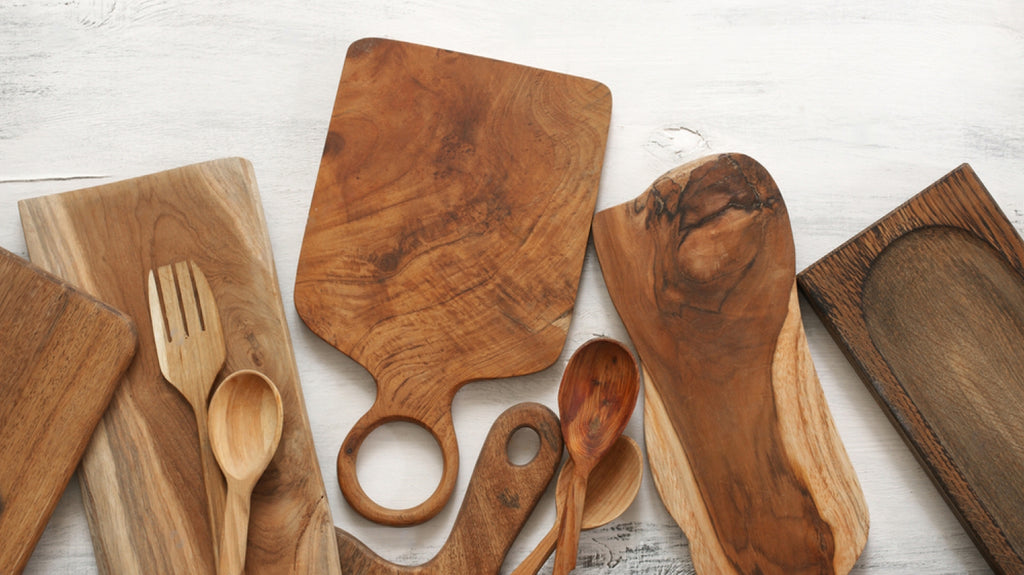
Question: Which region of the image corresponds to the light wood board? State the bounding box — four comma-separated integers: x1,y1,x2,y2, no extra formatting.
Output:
18,158,341,575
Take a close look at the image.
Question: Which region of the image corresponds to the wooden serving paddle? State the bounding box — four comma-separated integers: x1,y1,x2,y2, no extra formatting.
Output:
295,38,611,526
0,247,136,574
19,158,341,575
798,164,1024,574
592,153,869,574
333,402,563,575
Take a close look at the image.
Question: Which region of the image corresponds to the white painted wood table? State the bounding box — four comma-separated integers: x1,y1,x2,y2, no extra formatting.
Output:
3,2,1021,573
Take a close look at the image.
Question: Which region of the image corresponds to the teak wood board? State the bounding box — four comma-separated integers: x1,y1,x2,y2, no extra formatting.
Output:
0,248,136,575
797,164,1024,575
593,153,868,575
18,158,341,575
295,38,611,525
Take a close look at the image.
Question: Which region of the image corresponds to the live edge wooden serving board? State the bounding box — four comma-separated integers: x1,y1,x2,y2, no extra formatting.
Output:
295,38,611,526
593,153,869,575
0,248,136,574
797,164,1024,575
19,158,341,575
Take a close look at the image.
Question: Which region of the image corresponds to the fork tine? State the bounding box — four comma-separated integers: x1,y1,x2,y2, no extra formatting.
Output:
176,261,203,336
147,270,168,343
190,261,223,340
157,264,186,341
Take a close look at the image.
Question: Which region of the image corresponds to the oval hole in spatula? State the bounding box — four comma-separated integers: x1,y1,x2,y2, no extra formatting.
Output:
507,426,541,466
357,422,443,509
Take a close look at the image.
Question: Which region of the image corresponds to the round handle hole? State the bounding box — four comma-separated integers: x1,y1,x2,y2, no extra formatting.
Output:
355,421,443,508
507,426,541,466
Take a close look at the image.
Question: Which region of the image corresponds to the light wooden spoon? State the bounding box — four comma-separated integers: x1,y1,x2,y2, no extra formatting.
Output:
511,434,642,575
208,370,284,575
552,338,640,575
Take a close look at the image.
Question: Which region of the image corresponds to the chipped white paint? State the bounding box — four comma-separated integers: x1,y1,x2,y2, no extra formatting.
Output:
2,1,1022,573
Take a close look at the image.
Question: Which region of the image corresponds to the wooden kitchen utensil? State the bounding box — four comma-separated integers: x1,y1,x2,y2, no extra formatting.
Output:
19,158,341,575
209,370,284,575
552,338,639,574
592,153,869,575
511,434,642,575
295,38,611,526
148,261,227,561
0,247,136,574
797,164,1024,575
333,402,563,575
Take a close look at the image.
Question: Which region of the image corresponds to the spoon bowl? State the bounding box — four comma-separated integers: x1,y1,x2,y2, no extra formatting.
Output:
209,370,284,575
510,434,643,575
552,338,640,575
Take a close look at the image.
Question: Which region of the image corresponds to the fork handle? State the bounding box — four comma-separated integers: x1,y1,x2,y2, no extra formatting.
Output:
194,403,227,563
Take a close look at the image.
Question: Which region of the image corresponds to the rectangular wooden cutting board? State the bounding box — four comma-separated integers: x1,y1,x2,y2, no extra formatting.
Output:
19,158,341,575
0,247,136,574
798,164,1024,574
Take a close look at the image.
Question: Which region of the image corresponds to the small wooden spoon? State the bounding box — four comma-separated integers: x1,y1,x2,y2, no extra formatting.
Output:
208,370,284,575
511,434,643,575
552,338,640,575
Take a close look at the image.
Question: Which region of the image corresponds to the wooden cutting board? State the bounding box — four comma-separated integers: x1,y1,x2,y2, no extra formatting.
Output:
797,164,1024,574
19,158,341,575
295,38,611,526
0,247,136,574
592,153,869,574
334,402,562,575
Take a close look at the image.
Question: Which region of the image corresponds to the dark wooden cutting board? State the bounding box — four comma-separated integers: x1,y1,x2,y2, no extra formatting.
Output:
798,164,1024,575
0,247,136,574
593,153,868,575
19,158,341,575
295,38,611,526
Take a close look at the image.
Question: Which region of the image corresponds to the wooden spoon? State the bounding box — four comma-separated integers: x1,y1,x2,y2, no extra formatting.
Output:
552,338,640,574
511,434,642,575
208,370,284,575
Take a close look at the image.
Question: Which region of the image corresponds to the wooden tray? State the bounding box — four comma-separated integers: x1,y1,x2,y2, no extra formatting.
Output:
295,38,611,526
0,247,136,574
798,164,1024,574
19,158,341,575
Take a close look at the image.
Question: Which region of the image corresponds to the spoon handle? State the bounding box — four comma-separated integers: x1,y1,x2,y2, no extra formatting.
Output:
510,523,559,575
218,482,252,575
552,471,588,575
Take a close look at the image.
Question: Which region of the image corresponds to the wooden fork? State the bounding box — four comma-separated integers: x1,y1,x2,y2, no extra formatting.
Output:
148,260,227,562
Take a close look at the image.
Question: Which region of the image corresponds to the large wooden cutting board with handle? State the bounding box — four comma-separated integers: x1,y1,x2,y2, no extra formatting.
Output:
0,247,136,574
797,164,1024,574
592,153,869,574
19,158,341,575
295,38,611,526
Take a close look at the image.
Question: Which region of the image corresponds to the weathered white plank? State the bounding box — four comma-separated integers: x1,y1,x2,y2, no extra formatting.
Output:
2,1,1021,573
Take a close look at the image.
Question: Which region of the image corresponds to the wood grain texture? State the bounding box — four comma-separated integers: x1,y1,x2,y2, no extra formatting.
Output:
0,247,136,575
797,164,1024,575
593,153,869,574
18,158,341,575
4,3,1023,573
294,38,611,526
334,402,562,575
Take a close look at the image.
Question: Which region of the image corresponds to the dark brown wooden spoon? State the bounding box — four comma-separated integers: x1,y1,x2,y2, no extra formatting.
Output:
552,338,640,574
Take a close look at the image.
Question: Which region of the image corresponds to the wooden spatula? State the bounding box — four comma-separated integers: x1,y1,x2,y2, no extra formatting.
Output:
592,153,869,575
295,38,611,526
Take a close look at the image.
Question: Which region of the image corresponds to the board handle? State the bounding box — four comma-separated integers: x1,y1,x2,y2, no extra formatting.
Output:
337,402,459,526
